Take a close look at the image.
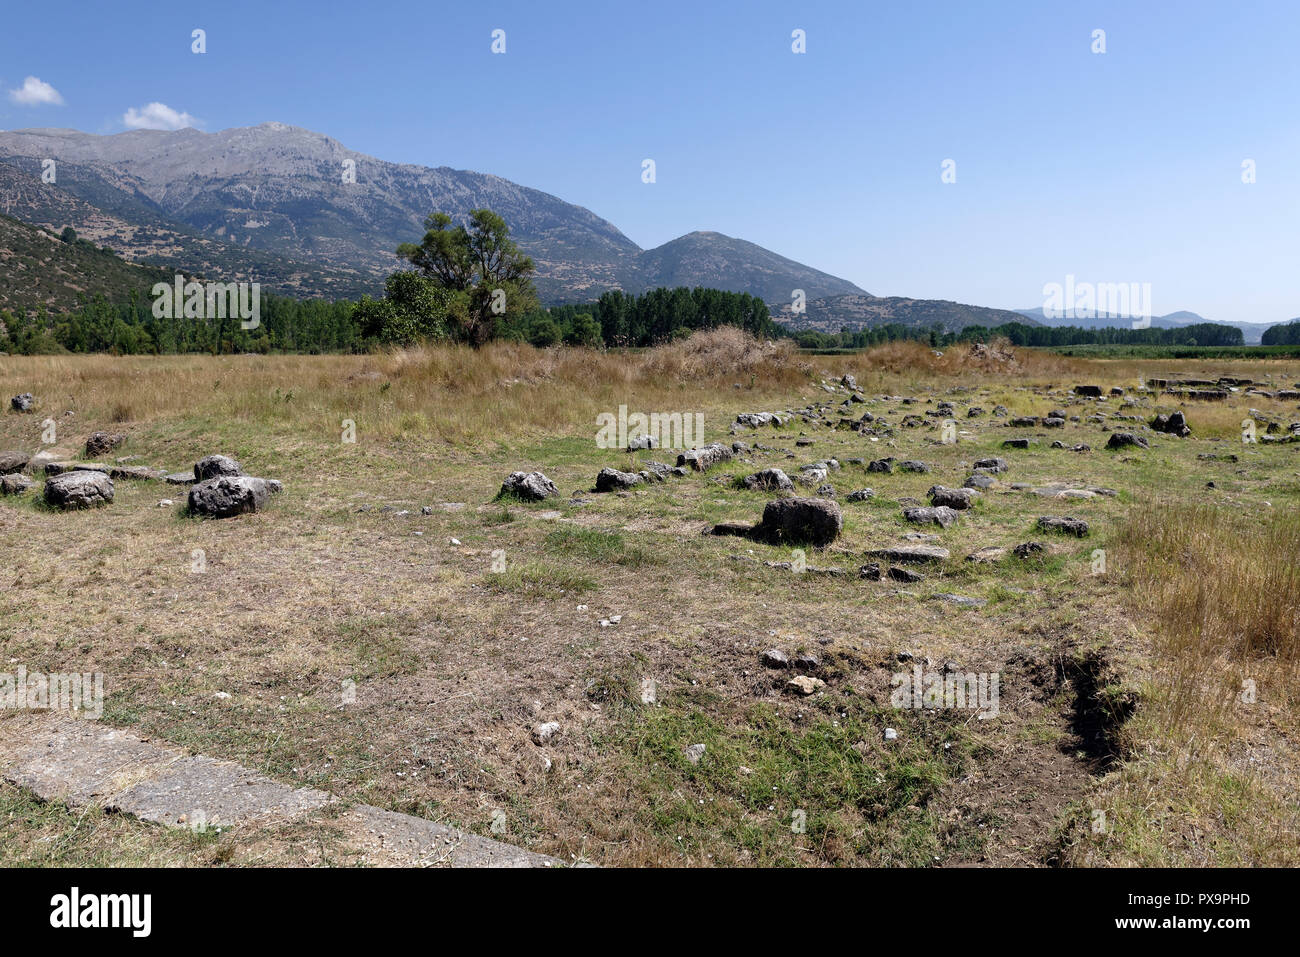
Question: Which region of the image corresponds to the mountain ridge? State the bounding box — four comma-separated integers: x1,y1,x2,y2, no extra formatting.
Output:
0,124,865,305
776,293,1038,334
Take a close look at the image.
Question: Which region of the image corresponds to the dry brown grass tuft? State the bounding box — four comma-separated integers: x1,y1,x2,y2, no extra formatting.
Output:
0,330,815,448
1061,503,1300,866
835,337,1087,385
1117,503,1300,722
640,326,807,385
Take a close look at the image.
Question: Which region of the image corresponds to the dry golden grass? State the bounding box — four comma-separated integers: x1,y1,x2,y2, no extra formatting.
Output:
1057,504,1300,865
846,337,1088,381
640,325,808,384
3,331,1299,867
1119,505,1300,686
1,329,814,448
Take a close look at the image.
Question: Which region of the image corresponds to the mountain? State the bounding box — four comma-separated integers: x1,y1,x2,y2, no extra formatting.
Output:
0,213,170,314
0,124,866,305
637,232,864,304
1014,307,1278,345
776,293,1039,335
0,161,370,299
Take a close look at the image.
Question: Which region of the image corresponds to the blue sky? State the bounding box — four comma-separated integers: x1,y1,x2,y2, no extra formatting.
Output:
2,0,1297,322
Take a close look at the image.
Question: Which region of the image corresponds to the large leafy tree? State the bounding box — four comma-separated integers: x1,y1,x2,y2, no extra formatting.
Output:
396,209,538,345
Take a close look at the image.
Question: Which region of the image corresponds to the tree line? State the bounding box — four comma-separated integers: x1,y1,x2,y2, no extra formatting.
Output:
786,321,1246,350
0,207,1254,354
0,293,359,355
1,207,780,354
1261,320,1300,345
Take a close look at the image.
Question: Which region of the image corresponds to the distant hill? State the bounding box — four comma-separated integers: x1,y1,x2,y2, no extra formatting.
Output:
776,293,1039,334
0,124,867,305
636,232,864,305
0,213,170,314
1014,307,1278,345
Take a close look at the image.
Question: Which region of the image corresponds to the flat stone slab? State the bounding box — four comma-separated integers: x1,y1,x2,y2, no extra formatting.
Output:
43,461,110,475
933,593,988,608
0,717,178,804
0,714,570,866
338,805,565,868
108,465,166,481
867,544,950,564
1025,484,1118,499
112,755,332,827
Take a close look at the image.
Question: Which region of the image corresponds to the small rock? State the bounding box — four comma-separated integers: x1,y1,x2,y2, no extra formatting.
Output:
786,675,826,696
85,431,126,457
676,443,733,472
1036,516,1089,537
903,506,959,528
927,485,977,510
0,451,30,473
43,470,114,509
187,476,274,518
595,467,642,492
0,473,35,495
752,497,843,547
195,454,244,480
887,566,925,583
1106,432,1149,451
742,468,794,493
500,470,559,501
531,722,560,746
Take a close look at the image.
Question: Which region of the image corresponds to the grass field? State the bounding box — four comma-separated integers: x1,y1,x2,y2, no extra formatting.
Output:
1,331,1297,866
1048,343,1300,359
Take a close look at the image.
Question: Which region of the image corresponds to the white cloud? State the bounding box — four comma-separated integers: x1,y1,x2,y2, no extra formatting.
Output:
8,76,64,106
122,102,199,131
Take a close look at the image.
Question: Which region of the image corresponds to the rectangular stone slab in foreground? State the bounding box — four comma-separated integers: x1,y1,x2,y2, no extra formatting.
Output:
0,715,566,867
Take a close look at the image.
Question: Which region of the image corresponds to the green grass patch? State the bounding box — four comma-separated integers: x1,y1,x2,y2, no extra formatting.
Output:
594,694,971,866
544,526,655,567
484,560,598,598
